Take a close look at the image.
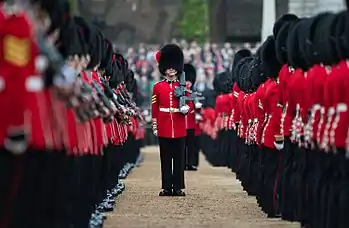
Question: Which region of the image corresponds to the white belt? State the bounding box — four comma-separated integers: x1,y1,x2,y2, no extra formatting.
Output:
159,107,180,113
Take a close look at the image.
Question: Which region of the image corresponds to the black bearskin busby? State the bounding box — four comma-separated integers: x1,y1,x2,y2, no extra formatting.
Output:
232,49,252,71
273,13,299,38
157,44,184,76
184,63,196,86
213,71,231,94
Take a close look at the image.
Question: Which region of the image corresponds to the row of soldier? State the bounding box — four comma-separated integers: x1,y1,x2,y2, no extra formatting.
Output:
0,0,144,228
198,10,349,228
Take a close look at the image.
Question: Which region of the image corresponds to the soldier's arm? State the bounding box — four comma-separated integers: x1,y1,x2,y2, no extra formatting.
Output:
151,83,159,131
270,85,284,150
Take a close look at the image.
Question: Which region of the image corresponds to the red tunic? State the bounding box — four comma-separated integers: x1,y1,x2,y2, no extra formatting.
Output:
261,79,283,149
91,71,107,151
307,65,327,144
329,61,349,149
320,66,337,150
221,94,233,130
44,91,67,151
237,91,246,138
151,80,188,138
214,95,224,131
245,94,253,144
248,92,258,144
232,84,242,126
111,120,120,146
186,101,196,129
278,65,293,137
122,123,128,142
0,11,47,152
255,82,267,147
287,69,305,143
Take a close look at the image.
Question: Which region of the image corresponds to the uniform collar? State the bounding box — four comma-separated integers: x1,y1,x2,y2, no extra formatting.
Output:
163,78,179,83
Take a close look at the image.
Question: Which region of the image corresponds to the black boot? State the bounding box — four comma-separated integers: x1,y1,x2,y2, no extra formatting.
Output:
159,189,172,196
173,189,186,196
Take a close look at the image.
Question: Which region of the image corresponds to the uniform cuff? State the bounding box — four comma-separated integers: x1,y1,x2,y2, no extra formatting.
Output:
274,134,284,142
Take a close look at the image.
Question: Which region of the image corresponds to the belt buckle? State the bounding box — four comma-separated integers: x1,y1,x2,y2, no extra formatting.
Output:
170,108,174,113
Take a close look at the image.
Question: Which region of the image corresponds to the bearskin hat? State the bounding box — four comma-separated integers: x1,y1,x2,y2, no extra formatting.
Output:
228,49,252,87
184,63,196,85
286,19,308,70
86,28,104,69
232,49,252,71
335,11,349,59
275,21,294,65
273,13,299,38
213,71,231,94
260,36,281,79
58,19,85,58
157,44,184,76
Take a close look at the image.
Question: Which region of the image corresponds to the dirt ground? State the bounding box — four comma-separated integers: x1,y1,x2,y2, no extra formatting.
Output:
105,146,300,228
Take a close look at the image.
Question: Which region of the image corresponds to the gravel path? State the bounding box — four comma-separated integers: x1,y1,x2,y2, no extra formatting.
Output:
105,146,299,228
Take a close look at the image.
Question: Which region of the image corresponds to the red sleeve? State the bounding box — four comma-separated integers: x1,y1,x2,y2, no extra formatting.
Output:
151,83,159,128
270,84,284,142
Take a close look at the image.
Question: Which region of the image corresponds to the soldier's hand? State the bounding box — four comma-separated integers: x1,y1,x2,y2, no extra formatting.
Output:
195,113,202,121
195,101,203,109
5,131,28,155
274,141,284,150
180,104,190,114
153,129,158,136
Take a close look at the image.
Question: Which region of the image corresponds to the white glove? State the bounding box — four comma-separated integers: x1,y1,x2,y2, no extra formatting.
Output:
4,132,28,155
153,129,158,136
195,113,202,121
180,104,190,114
195,101,203,109
274,141,284,150
152,120,158,136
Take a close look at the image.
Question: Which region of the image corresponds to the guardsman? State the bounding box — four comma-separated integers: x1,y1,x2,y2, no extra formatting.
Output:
0,2,53,227
152,44,189,196
210,71,231,166
183,63,200,171
255,36,283,218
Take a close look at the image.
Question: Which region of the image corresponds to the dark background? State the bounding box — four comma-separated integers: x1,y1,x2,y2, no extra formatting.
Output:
78,0,289,44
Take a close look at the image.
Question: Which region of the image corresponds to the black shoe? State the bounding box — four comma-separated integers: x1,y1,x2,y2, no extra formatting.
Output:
173,190,186,196
159,189,172,196
187,165,197,171
101,205,114,212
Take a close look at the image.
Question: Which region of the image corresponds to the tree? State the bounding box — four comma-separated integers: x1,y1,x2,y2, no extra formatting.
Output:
69,0,80,15
177,0,209,42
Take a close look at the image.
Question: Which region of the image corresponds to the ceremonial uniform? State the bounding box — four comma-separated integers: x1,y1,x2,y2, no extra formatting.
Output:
152,78,187,195
152,44,187,196
183,63,201,171
185,100,198,170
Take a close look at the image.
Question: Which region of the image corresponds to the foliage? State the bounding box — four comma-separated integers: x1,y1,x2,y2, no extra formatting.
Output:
69,0,80,15
177,0,209,42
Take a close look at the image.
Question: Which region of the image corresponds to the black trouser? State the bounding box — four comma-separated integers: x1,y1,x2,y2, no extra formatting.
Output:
158,137,185,190
185,129,199,167
193,135,200,167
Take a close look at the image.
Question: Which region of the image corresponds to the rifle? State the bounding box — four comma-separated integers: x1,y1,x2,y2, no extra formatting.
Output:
174,72,205,110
